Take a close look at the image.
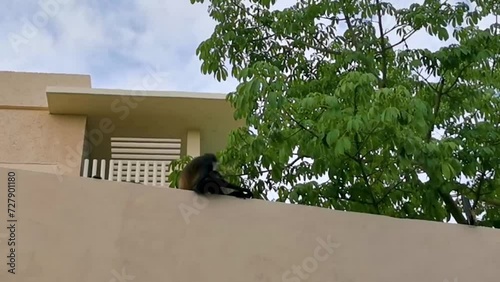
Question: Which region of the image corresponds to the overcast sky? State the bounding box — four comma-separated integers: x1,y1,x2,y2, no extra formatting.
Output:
2,0,490,94
1,0,240,93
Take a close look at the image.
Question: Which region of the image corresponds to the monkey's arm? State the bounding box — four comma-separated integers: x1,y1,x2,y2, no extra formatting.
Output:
226,189,254,199
207,171,254,199
191,165,219,194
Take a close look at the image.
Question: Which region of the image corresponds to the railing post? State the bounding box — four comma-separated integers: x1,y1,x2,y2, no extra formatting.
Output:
144,161,149,185
100,159,106,179
153,161,158,186
82,159,89,177
126,160,132,182
92,159,98,177
117,161,123,182
160,161,166,186
108,160,114,181
135,161,140,183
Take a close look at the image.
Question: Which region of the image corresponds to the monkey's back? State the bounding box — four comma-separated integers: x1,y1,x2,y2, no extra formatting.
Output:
178,154,216,191
179,161,199,190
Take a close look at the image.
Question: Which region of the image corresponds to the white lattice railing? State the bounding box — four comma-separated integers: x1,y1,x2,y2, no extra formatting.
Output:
82,159,175,187
81,137,182,187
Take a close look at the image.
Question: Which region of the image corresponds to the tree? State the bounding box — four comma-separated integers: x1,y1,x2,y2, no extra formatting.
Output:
176,0,500,226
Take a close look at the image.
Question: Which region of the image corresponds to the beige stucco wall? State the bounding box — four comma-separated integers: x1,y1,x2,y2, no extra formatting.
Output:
0,71,91,108
0,109,87,176
0,71,91,176
0,168,498,282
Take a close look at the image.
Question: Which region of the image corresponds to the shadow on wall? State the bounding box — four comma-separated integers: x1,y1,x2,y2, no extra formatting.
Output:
92,174,141,184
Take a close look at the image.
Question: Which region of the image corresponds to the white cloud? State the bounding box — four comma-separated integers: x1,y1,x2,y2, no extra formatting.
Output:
1,0,495,93
0,0,237,92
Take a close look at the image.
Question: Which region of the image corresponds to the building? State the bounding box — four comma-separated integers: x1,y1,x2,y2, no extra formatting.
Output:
0,70,243,186
0,71,498,282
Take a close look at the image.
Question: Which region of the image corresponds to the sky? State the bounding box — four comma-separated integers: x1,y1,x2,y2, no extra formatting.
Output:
1,0,241,93
1,0,486,94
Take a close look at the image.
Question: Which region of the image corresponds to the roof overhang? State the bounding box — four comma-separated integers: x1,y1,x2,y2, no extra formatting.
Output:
46,86,245,153
47,86,235,115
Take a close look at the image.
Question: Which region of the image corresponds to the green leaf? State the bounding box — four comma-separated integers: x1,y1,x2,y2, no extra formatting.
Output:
334,136,351,156
191,0,500,225
326,129,340,146
441,162,451,180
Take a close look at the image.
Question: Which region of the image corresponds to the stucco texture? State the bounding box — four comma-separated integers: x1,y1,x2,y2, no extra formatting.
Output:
0,71,91,108
0,168,498,282
0,109,87,176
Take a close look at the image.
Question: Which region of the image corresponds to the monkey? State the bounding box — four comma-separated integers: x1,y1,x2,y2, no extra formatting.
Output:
179,153,218,191
179,153,253,199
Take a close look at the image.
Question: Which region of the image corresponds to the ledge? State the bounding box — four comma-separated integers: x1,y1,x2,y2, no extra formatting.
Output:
46,86,233,116
0,168,498,282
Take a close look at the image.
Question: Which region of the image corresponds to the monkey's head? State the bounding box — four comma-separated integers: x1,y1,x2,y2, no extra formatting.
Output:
201,153,218,171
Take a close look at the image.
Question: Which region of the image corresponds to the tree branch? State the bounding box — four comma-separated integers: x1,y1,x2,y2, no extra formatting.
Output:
472,171,486,210
345,151,381,213
426,77,446,141
376,178,404,205
375,0,387,87
422,76,468,225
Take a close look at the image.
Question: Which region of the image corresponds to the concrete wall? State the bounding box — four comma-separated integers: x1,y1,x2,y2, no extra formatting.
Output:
0,168,498,282
0,109,87,176
0,71,91,108
0,71,90,176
